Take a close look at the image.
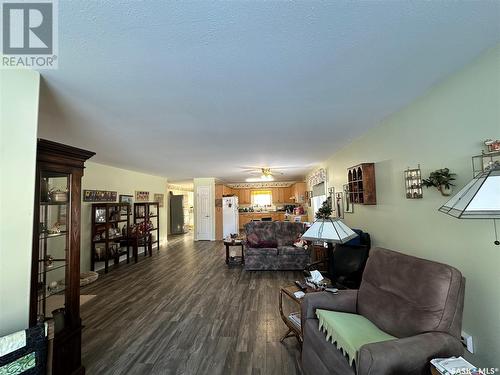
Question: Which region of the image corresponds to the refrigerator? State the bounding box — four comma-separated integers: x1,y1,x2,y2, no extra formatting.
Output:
170,194,186,234
223,196,239,238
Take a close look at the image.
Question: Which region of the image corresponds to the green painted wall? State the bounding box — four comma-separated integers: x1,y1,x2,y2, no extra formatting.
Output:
81,161,168,272
0,70,40,335
318,44,500,366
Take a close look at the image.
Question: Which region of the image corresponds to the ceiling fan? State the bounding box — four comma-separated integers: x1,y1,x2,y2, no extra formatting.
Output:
240,166,293,182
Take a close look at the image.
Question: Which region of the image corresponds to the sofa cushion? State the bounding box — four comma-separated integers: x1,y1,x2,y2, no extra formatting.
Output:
275,221,305,247
358,247,465,338
278,245,309,256
245,247,278,256
244,221,277,244
316,309,396,366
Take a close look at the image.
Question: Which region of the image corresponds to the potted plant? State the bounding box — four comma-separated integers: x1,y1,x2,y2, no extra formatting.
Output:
315,200,333,219
422,168,456,196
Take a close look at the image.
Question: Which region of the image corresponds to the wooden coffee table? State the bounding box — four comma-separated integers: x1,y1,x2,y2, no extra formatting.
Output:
279,282,330,347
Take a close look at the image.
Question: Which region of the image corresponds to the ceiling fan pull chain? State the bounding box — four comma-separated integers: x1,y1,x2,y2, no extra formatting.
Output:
494,219,500,246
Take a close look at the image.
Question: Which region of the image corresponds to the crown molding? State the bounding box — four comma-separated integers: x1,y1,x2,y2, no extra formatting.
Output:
227,181,295,189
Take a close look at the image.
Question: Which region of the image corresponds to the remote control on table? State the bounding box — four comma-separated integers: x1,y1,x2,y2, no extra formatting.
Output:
295,280,307,290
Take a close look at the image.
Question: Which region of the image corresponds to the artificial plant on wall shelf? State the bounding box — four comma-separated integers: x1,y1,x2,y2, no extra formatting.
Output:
422,168,456,196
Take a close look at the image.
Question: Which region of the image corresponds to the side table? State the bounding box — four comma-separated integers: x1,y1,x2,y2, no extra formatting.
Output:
279,282,330,347
224,240,244,266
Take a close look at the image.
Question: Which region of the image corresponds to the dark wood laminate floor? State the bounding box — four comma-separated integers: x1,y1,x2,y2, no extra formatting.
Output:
81,233,303,375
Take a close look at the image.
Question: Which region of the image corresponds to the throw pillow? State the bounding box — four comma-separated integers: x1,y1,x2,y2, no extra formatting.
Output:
246,233,278,248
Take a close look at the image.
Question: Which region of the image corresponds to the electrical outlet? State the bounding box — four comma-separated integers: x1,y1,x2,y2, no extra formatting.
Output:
461,331,474,353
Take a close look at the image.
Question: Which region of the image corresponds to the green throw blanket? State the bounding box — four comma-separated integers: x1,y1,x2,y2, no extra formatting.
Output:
316,309,396,366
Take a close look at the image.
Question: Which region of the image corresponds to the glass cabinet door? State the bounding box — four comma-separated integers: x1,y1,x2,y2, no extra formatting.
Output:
35,171,70,323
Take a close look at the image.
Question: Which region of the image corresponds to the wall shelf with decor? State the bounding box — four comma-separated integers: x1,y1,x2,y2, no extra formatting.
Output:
404,165,423,199
30,139,95,375
134,202,160,250
472,150,500,177
347,163,376,205
90,203,131,273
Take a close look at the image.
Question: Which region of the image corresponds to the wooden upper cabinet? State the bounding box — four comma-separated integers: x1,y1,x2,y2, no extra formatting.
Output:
237,189,251,204
272,188,285,204
283,187,293,203
222,185,235,196
293,182,307,203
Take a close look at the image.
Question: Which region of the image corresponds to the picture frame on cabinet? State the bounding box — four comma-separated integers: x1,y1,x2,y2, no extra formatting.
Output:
343,184,354,213
119,194,133,213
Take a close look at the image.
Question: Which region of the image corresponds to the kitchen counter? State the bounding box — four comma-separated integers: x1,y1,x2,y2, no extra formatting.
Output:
238,212,309,229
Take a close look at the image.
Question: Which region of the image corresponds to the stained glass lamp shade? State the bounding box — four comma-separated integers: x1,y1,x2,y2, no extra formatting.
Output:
439,167,500,219
301,218,358,244
439,166,500,245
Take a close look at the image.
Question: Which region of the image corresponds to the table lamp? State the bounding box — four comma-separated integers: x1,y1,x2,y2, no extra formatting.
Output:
439,163,500,245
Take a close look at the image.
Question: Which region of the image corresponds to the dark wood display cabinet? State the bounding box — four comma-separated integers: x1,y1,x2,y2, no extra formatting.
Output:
347,163,377,205
90,203,131,273
133,202,160,251
30,139,94,375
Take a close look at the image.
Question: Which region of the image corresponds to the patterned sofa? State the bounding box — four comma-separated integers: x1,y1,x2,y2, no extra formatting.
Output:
244,221,309,270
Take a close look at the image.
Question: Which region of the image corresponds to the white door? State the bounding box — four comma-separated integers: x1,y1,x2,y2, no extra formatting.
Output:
196,185,211,240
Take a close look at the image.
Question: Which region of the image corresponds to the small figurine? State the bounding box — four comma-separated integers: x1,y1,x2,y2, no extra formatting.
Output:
484,139,500,152
44,255,54,268
48,222,62,234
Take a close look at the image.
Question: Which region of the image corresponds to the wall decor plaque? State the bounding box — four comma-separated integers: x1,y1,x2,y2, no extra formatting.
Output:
154,193,164,207
83,190,117,202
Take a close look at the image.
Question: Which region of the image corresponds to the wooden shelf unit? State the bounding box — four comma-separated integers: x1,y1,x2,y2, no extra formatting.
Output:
90,203,131,273
134,202,160,249
347,163,376,205
30,139,95,375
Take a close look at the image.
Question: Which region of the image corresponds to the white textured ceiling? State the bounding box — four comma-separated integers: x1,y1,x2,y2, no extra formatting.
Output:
38,1,500,183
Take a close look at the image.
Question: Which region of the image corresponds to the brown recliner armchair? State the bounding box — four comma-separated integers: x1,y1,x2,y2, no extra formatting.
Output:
301,247,465,375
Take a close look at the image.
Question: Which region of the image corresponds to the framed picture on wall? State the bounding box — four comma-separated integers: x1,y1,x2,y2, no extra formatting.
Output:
135,191,149,202
327,186,335,214
343,184,354,213
335,192,344,219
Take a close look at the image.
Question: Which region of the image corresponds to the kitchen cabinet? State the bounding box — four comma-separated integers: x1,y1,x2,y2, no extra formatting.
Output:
272,188,284,204
222,185,235,196
238,189,251,204
292,182,307,203
283,187,293,203
271,187,294,205
239,214,253,229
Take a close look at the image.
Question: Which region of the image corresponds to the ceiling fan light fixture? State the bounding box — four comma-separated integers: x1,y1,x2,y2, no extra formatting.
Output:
246,175,274,182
